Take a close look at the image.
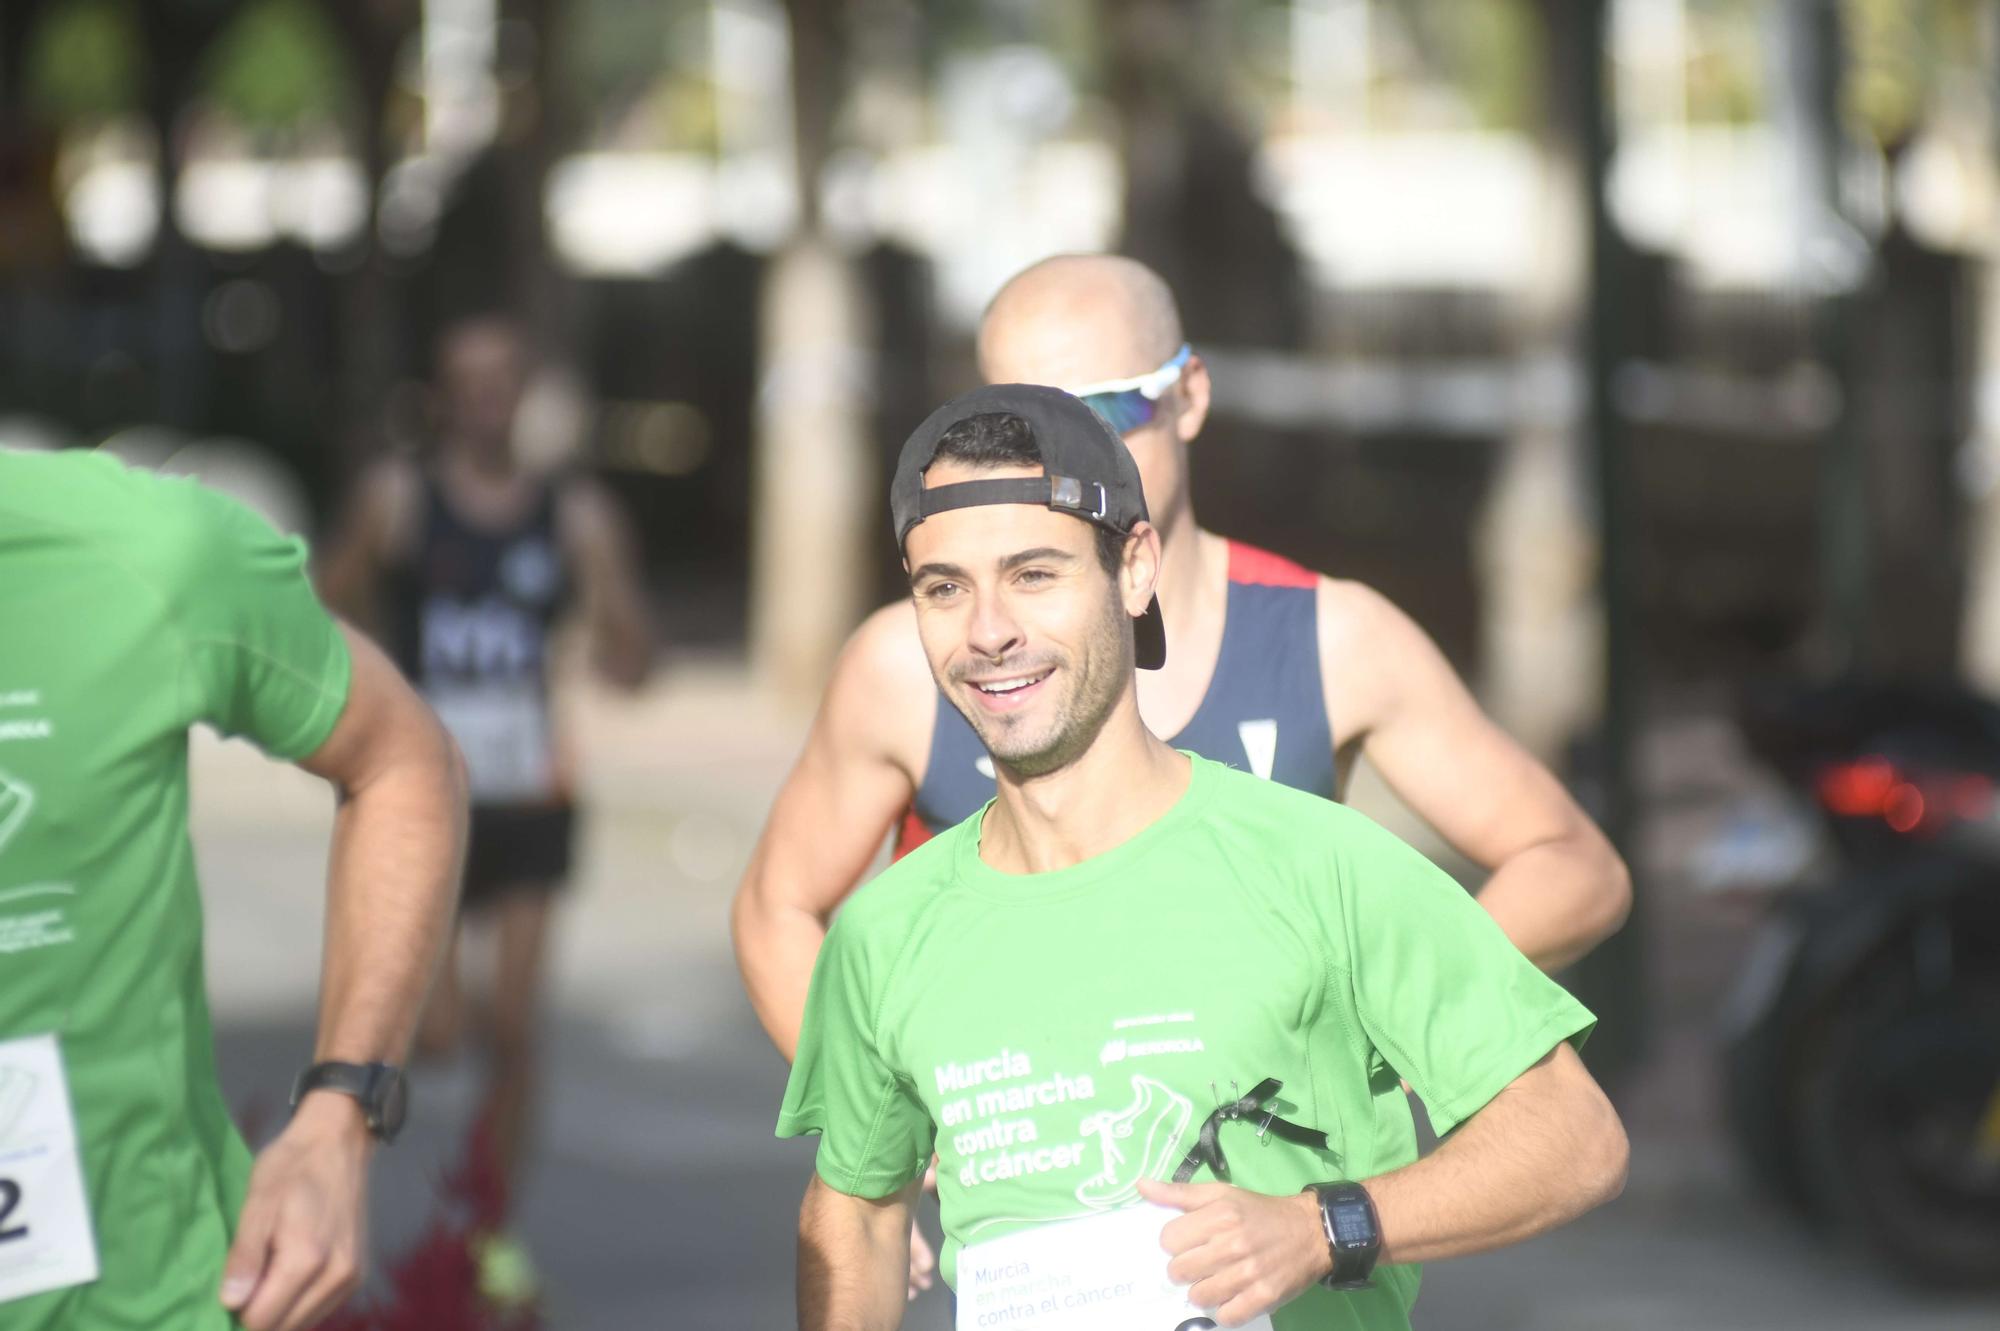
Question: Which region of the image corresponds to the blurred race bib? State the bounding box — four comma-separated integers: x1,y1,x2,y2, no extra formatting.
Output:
429,683,554,803
955,1204,1274,1331
0,1034,98,1304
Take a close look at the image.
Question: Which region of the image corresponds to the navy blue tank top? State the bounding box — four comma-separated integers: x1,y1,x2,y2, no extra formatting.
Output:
897,540,1336,854
386,471,572,806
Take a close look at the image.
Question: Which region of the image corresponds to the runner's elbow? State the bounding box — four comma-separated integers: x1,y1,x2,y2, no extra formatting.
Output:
1563,1079,1629,1212
1582,844,1633,943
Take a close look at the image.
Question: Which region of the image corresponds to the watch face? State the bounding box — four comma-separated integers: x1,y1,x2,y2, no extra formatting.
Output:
1331,1200,1376,1247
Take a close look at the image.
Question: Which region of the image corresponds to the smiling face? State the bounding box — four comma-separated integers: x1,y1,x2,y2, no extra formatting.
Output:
904,459,1157,778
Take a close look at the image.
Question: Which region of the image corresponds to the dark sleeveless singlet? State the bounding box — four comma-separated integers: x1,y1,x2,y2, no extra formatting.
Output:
384,470,576,900
895,540,1336,856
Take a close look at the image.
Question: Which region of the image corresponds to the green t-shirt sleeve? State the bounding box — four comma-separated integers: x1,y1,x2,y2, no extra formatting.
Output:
776,908,935,1199
1327,809,1597,1137
168,480,353,760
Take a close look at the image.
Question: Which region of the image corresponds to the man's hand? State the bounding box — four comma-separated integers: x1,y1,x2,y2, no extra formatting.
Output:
907,1220,937,1301
1138,1178,1329,1328
218,1093,375,1331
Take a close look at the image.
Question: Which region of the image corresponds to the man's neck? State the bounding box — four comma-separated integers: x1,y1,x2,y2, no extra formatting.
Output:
1151,500,1221,638
981,705,1191,875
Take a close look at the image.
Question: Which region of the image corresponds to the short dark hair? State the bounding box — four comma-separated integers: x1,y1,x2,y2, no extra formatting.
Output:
929,412,1127,575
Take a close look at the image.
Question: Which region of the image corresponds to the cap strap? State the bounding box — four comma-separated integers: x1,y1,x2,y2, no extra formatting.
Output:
915,475,1107,524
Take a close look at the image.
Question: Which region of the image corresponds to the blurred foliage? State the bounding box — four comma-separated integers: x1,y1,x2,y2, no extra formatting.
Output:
1684,0,1765,125
24,0,145,123
1844,0,1990,146
198,0,353,131
555,0,675,137
1396,0,1538,130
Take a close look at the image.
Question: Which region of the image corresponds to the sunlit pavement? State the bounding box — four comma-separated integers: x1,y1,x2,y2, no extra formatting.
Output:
192,665,2000,1330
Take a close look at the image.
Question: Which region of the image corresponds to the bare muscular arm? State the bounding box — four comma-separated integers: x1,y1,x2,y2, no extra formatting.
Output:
1320,580,1631,971
1142,1043,1627,1325
799,1176,918,1331
731,602,935,1060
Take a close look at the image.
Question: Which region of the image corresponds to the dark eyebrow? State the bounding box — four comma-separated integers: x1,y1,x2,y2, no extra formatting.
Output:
909,560,971,585
1000,547,1079,571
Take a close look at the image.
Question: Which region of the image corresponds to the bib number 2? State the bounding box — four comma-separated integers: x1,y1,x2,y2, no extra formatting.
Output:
0,1179,26,1242
0,1034,97,1304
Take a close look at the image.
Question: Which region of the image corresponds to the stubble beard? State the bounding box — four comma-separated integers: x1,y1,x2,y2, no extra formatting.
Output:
957,593,1133,780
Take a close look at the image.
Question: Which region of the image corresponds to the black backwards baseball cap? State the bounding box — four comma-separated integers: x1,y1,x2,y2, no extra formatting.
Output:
891,383,1167,670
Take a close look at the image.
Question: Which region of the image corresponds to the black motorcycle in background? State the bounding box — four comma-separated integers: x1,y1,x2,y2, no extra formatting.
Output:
1719,680,2000,1287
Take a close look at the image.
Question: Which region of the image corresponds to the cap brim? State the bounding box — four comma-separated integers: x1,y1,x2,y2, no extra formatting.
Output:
1135,595,1166,671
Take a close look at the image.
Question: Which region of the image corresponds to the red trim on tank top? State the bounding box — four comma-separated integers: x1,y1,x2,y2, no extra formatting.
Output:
892,807,934,860
1226,540,1318,589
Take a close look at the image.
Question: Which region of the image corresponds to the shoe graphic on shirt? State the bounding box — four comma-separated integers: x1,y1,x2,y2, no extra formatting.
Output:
1075,1075,1192,1211
0,769,31,860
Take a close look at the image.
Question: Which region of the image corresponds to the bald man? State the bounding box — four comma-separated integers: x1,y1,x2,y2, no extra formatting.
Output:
732,255,1630,1292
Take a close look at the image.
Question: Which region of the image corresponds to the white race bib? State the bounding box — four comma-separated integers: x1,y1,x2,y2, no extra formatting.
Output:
955,1204,1275,1331
0,1034,99,1304
429,683,554,803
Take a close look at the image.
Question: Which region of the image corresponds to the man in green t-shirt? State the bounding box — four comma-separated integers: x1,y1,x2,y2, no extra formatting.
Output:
777,387,1629,1330
0,450,467,1331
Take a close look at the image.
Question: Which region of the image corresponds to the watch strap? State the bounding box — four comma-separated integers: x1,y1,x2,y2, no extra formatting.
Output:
291,1061,402,1142
291,1062,373,1106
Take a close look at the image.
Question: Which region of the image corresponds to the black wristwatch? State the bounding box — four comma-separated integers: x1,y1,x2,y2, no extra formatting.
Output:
290,1061,409,1144
1307,1181,1381,1290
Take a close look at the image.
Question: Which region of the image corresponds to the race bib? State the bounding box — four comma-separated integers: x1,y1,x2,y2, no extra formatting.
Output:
0,1034,99,1304
429,683,554,803
955,1204,1275,1331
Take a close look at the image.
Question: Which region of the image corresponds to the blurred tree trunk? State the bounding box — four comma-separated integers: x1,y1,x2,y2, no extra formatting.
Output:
141,0,236,431
1507,0,1646,1086
1,2,39,112
0,0,69,415
499,0,569,349
319,0,418,470
1958,3,2000,692
1851,217,1970,679
1100,0,1306,348
1479,1,1609,761
749,0,875,694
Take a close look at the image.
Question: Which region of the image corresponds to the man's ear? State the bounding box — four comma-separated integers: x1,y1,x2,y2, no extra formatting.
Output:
1121,521,1163,616
1174,353,1212,444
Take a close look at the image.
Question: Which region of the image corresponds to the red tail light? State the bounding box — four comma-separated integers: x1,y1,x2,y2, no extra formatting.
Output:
1816,758,1996,836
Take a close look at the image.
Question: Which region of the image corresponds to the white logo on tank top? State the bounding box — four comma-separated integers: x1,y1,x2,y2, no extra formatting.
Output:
1239,719,1278,780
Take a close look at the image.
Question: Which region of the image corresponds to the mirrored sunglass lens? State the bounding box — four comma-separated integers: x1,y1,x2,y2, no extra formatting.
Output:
1082,390,1157,434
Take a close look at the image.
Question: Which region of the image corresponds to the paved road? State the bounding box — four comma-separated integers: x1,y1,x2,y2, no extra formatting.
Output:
191,670,1999,1330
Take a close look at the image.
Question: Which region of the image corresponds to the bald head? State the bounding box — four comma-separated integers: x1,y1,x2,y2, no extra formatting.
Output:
977,255,1184,389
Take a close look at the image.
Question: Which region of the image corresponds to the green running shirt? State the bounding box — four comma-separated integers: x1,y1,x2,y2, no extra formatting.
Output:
0,451,352,1329
779,754,1596,1331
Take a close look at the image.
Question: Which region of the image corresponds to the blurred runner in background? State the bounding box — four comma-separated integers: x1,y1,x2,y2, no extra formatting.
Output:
0,448,465,1331
320,313,652,1297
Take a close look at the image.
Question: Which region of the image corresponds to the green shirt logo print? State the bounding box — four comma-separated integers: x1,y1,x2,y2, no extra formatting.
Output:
1075,1076,1193,1210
